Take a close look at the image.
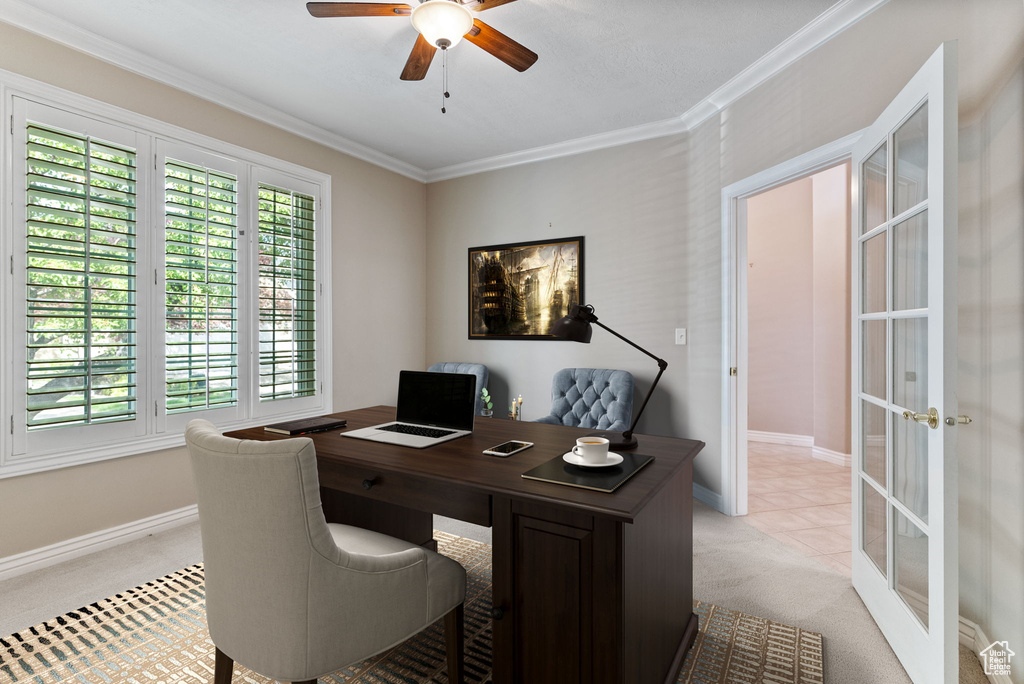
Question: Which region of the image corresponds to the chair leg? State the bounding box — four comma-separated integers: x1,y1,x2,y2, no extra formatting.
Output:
214,647,233,684
444,603,465,684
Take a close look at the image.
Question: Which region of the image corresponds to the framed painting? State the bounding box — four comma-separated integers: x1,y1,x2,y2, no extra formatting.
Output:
468,236,584,339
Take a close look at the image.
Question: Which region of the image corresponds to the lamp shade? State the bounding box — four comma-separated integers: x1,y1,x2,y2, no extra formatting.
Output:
550,304,594,343
411,0,474,49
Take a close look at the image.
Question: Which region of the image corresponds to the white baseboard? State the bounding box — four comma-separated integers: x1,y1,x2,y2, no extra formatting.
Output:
0,505,198,582
693,482,725,513
747,430,815,447
748,431,852,466
959,616,1015,684
811,445,852,467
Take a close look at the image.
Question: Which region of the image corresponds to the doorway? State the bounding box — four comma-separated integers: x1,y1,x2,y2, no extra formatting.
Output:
740,164,853,576
719,132,861,523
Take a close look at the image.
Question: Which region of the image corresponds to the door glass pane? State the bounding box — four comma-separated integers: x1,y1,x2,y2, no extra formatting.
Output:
862,233,887,313
863,143,887,234
894,412,929,523
862,400,887,486
893,211,928,311
893,317,927,410
863,480,887,577
895,509,929,629
894,102,928,216
862,320,886,399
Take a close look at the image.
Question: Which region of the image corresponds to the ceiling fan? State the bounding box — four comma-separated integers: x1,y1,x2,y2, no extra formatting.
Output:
306,0,539,81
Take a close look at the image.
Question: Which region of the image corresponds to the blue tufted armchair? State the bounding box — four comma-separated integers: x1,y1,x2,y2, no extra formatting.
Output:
427,362,490,416
535,368,635,431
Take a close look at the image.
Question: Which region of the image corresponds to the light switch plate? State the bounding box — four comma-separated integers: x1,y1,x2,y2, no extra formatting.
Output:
675,328,687,345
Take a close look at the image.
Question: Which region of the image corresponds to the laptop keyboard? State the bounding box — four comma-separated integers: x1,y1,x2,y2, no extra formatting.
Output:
378,423,456,439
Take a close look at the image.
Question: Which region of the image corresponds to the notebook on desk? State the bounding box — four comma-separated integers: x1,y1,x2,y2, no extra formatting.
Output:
340,370,477,448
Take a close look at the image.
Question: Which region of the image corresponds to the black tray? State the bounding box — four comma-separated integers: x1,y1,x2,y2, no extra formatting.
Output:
521,452,654,493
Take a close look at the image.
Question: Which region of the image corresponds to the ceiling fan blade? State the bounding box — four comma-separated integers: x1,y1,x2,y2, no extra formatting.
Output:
401,34,437,81
306,2,412,18
460,0,519,11
465,19,538,72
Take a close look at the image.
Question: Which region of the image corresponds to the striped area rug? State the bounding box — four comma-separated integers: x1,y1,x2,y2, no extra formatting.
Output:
0,532,822,683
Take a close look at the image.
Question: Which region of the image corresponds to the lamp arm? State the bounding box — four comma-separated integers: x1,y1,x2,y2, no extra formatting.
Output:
592,320,665,366
623,360,667,440
589,319,668,440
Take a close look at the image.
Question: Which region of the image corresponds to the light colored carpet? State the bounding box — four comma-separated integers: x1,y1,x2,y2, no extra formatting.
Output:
691,501,910,683
959,645,990,684
0,501,990,683
1,532,823,684
0,522,203,638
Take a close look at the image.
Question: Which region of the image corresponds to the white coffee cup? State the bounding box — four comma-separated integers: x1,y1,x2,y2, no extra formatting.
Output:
572,436,610,464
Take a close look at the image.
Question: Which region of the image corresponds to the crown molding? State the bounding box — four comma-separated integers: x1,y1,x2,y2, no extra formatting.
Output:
427,0,889,181
0,0,889,184
678,0,891,130
0,0,427,182
424,116,688,183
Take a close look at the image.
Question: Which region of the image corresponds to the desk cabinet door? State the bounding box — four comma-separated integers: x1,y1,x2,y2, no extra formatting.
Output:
492,499,622,684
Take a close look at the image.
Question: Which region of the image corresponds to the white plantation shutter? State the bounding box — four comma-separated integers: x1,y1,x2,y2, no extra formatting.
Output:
258,183,316,401
4,94,330,478
24,123,138,430
164,159,239,413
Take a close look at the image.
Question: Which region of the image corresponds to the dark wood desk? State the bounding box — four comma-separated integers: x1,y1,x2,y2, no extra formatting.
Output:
228,406,704,684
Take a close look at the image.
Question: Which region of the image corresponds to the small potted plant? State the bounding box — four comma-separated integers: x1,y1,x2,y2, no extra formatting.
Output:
480,388,494,418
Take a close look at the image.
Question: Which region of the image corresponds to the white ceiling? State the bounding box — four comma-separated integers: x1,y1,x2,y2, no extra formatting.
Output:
5,0,862,177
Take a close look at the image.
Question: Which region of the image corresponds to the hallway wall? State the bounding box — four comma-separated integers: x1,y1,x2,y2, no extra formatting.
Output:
746,165,851,456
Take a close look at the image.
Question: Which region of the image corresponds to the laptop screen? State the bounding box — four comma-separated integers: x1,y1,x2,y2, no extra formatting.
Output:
396,370,477,431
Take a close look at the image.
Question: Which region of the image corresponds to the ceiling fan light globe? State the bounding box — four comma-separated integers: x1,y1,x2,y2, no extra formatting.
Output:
411,0,473,49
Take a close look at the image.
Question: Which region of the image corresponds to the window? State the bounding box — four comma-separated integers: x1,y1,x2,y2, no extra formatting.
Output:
258,183,316,401
164,158,239,413
25,123,139,431
2,94,331,478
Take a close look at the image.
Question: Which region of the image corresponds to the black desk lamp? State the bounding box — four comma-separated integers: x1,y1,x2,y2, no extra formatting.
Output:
550,304,668,450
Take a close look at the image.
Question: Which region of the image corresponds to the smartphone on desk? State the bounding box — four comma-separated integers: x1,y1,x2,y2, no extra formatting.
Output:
483,440,534,457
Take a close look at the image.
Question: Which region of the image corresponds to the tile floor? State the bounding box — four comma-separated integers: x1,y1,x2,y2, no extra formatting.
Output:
741,441,853,577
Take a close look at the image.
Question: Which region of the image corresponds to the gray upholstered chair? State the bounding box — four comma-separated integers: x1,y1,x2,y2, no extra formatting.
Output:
185,420,466,684
535,368,636,431
427,362,489,415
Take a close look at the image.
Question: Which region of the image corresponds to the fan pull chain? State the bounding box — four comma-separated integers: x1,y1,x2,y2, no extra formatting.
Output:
441,47,451,114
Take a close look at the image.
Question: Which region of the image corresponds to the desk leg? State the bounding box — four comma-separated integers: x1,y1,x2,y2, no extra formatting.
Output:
491,497,514,683
319,487,437,551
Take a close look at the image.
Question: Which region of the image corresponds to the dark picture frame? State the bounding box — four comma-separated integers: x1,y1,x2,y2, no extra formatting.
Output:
469,236,584,339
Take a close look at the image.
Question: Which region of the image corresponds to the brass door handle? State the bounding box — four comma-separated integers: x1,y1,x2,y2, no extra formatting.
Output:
902,407,939,429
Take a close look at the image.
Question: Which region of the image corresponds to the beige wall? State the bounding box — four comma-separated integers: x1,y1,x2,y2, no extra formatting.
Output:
425,133,696,452
745,165,851,454
811,164,851,455
958,32,1024,675
746,177,815,438
0,23,427,558
425,0,1024,669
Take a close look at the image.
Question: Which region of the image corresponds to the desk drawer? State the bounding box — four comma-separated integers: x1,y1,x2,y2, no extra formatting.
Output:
318,462,492,527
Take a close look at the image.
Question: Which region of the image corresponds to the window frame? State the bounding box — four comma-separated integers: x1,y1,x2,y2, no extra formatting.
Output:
249,167,326,420
12,100,154,462
0,72,333,479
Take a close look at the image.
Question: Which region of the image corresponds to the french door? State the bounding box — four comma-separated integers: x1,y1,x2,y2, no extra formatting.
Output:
851,42,961,684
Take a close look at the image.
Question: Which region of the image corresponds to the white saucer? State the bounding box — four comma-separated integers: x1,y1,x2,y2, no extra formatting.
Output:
562,451,624,468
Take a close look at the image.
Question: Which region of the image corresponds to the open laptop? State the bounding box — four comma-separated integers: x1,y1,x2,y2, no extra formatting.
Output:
340,370,477,448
